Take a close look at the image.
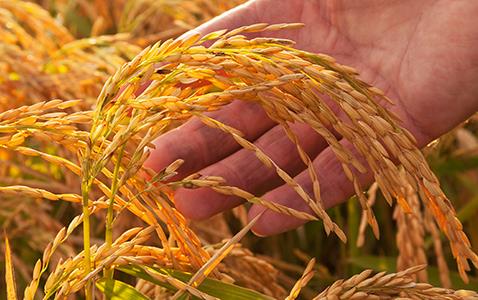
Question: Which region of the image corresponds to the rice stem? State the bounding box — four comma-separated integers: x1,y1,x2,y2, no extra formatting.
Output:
104,144,126,284
81,180,93,300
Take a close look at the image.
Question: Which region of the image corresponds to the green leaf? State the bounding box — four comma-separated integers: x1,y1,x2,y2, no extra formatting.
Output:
349,256,478,290
118,265,274,300
96,279,150,300
431,156,478,176
455,175,478,223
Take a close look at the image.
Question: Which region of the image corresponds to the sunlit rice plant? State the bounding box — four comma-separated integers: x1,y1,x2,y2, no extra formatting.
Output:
2,1,478,299
0,16,477,299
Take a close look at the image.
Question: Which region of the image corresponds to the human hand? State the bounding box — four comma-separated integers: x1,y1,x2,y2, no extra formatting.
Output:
145,0,478,236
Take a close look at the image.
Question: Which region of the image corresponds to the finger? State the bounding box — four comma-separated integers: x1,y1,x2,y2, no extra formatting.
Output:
180,1,258,39
180,0,308,39
174,122,328,219
145,100,275,176
248,139,374,236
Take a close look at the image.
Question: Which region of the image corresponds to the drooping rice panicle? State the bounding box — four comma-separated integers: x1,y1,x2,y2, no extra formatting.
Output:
85,23,478,284
314,265,477,300
394,171,428,282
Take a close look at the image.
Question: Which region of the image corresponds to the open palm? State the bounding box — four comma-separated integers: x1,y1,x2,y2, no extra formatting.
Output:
146,0,478,235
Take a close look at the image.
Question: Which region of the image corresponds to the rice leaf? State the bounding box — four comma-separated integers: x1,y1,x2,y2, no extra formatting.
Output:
96,279,149,300
4,234,18,300
432,156,478,176
118,265,274,300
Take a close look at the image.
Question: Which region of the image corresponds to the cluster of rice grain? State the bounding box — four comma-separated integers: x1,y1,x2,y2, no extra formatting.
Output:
93,21,477,278
71,23,477,297
314,265,478,300
359,120,478,289
393,177,428,283
0,99,283,298
0,1,249,295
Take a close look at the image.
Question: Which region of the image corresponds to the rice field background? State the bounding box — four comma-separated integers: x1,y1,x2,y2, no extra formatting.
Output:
1,1,478,299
